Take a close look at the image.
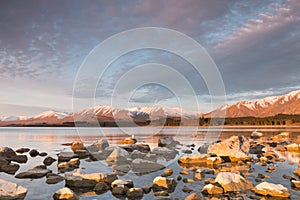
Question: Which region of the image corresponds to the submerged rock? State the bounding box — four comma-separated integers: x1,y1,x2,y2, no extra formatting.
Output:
15,168,52,179
252,182,290,198
214,172,253,193
0,179,27,200
53,187,79,200
131,158,165,174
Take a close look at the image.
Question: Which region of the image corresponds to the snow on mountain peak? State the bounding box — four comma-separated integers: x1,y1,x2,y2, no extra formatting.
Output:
32,111,69,119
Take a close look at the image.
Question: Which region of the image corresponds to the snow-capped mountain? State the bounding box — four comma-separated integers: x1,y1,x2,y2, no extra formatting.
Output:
208,90,300,118
31,111,69,120
0,116,27,121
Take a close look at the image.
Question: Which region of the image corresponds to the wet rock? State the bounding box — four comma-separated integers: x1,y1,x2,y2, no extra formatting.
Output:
15,168,52,179
202,184,223,195
106,147,130,165
158,136,180,149
271,132,290,142
89,151,108,161
58,158,80,173
57,151,79,163
198,143,209,154
130,150,147,160
43,156,57,166
194,169,204,181
113,164,131,175
182,185,193,193
90,139,109,151
286,143,300,152
291,180,300,188
121,143,150,153
0,179,27,200
120,137,137,145
183,178,194,183
252,182,290,198
0,147,27,164
39,152,47,157
112,186,129,196
0,163,20,175
29,149,39,157
70,141,85,152
178,154,222,166
215,172,253,192
74,149,89,159
251,131,263,139
94,182,109,194
152,176,177,193
15,148,30,154
111,179,134,189
207,136,251,162
152,147,178,160
153,191,169,196
204,178,215,185
161,168,173,177
131,158,165,174
46,173,65,184
184,192,202,200
53,187,79,200
249,144,265,154
65,169,117,188
126,188,144,199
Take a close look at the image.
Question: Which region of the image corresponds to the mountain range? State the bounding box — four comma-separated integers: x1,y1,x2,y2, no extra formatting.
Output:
1,90,300,126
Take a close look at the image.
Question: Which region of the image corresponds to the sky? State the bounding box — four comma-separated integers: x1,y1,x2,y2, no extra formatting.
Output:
0,0,300,116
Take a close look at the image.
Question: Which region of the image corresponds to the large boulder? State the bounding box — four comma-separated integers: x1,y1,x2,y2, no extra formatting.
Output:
152,176,177,193
252,182,290,198
106,147,130,165
158,136,180,149
65,169,117,188
207,136,251,162
178,154,222,166
131,158,165,174
0,179,27,200
53,187,79,200
215,172,253,193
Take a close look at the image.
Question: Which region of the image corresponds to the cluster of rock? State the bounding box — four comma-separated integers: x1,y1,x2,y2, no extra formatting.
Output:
1,131,300,199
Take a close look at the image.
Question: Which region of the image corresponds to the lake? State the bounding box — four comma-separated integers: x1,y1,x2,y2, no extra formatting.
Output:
1,126,300,199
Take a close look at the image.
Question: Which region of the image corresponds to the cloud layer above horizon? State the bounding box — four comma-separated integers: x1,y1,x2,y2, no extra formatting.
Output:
0,0,300,116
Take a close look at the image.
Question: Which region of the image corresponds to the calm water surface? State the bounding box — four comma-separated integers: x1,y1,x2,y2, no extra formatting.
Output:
0,127,300,199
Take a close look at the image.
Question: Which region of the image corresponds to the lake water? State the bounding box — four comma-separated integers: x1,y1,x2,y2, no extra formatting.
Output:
1,126,300,199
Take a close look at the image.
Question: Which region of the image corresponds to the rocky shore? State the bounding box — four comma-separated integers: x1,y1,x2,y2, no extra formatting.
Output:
1,131,300,199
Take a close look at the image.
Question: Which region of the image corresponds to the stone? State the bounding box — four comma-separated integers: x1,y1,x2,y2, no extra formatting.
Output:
194,169,204,181
0,163,20,175
29,149,39,157
120,137,137,145
204,178,215,185
130,150,147,160
106,147,130,165
113,164,131,174
112,186,128,196
39,152,48,157
286,143,300,152
201,184,223,195
294,169,300,177
184,192,202,200
46,173,65,184
152,176,177,193
207,136,251,162
65,169,117,188
249,144,265,154
144,153,157,162
152,147,178,160
53,187,79,200
57,152,78,162
121,143,151,153
183,178,194,183
0,147,27,164
74,149,89,159
15,168,52,179
198,143,209,154
252,182,290,198
111,179,134,189
142,186,152,194
43,156,57,166
70,141,85,152
251,131,264,139
183,150,193,154
182,185,193,193
94,182,109,194
161,168,173,177
131,158,165,174
291,180,300,188
178,154,222,166
0,179,27,200
15,148,30,154
271,132,290,142
91,139,109,151
153,191,169,196
215,172,253,193
158,136,180,149
89,151,108,161
126,188,144,199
